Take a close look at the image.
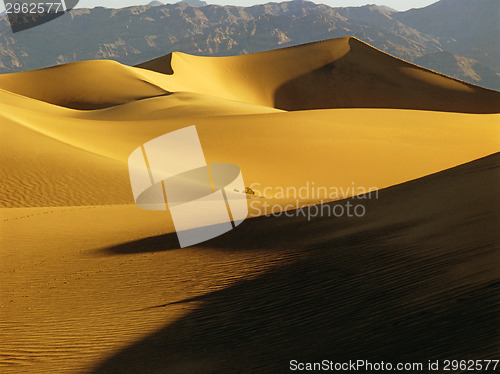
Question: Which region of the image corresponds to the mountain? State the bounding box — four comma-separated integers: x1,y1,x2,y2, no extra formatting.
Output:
0,0,498,90
414,51,500,90
394,0,500,72
178,0,207,5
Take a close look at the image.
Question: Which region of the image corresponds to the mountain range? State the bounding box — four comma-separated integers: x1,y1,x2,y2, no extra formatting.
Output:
0,0,498,90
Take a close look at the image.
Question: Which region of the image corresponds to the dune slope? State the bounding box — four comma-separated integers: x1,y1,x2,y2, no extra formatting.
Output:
1,92,499,208
90,153,500,374
0,60,170,110
0,112,131,207
1,153,497,373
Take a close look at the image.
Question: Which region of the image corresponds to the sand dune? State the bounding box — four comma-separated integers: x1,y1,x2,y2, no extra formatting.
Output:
1,36,499,373
90,153,500,374
1,154,498,373
1,90,499,208
1,37,498,113
0,111,131,207
137,37,500,113
0,60,170,110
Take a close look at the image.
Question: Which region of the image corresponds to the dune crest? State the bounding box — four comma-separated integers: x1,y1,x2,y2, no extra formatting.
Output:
137,37,500,113
0,60,171,110
0,37,498,113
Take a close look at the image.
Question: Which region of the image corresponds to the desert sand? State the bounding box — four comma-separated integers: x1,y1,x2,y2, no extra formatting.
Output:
0,37,499,373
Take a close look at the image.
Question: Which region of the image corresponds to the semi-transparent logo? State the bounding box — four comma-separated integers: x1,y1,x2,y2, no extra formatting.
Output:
128,126,248,248
3,1,79,33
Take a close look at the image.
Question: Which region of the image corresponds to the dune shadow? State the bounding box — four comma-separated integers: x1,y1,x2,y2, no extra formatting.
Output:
135,53,174,75
274,38,500,113
90,154,499,373
99,209,349,255
91,257,498,373
99,231,181,255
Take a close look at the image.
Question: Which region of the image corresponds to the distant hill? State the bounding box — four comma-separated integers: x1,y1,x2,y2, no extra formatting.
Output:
0,0,498,90
177,0,207,6
414,51,500,90
394,0,499,73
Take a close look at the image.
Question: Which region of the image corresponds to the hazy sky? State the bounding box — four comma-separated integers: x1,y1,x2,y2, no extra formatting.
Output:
0,1,440,13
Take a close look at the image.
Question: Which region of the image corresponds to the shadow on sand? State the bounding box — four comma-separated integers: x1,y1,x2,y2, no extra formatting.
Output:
91,153,499,373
